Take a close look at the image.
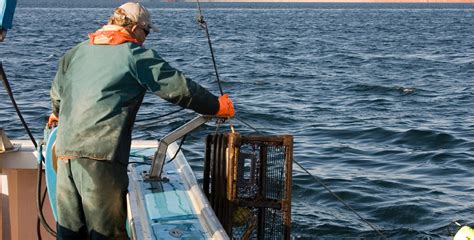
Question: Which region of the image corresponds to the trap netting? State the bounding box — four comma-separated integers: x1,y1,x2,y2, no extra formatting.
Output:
203,133,293,240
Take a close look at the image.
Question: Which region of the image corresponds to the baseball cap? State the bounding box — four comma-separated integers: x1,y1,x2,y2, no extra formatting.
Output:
118,2,159,33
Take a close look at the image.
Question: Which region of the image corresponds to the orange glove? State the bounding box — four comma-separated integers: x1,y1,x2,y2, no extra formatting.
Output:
216,94,235,118
47,113,59,128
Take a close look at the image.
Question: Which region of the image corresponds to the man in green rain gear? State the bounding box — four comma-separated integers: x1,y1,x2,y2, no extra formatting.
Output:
48,2,235,239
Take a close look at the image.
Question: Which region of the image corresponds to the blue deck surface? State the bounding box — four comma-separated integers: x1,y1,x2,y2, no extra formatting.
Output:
128,148,209,239
45,138,217,239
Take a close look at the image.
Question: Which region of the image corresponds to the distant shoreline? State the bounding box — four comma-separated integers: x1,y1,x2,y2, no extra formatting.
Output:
185,0,474,2
192,0,474,2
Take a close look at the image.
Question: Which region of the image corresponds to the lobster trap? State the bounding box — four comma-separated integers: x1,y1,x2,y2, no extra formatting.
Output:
203,133,293,239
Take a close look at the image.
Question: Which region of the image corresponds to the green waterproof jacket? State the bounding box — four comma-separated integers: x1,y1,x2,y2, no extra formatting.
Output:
51,41,219,164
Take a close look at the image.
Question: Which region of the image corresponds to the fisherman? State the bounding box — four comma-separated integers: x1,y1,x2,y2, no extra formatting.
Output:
47,2,234,239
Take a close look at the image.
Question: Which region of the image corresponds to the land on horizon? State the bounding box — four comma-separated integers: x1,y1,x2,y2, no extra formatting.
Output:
194,0,474,2
16,0,474,6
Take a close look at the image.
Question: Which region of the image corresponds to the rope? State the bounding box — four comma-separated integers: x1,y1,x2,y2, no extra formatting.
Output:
135,107,185,123
195,0,224,96
293,160,387,239
235,114,387,239
167,134,187,164
0,62,38,148
235,116,264,134
0,63,57,237
187,8,386,236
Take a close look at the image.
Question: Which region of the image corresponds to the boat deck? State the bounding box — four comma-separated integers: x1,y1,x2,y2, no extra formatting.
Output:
0,139,228,240
127,142,228,239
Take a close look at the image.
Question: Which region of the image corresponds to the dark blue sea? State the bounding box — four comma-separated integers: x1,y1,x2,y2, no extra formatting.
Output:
1,2,473,239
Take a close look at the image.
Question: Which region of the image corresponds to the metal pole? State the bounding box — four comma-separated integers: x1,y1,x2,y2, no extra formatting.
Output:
147,115,212,180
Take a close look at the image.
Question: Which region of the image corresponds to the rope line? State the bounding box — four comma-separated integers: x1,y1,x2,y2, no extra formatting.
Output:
0,63,57,237
135,107,185,123
234,113,387,238
1,62,38,148
235,116,263,134
167,134,187,164
187,6,387,237
2,3,387,239
196,0,224,96
293,160,387,239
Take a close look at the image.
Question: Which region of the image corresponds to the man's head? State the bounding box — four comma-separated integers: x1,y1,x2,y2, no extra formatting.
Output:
108,2,158,44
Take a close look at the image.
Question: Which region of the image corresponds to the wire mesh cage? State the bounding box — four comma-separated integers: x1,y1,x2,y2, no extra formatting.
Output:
203,133,293,240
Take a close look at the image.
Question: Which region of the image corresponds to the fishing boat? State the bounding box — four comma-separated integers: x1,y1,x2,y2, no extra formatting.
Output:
1,113,294,240
0,127,228,239
4,1,471,240
1,1,295,239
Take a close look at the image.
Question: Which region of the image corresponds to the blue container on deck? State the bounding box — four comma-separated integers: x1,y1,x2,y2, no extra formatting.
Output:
44,127,58,220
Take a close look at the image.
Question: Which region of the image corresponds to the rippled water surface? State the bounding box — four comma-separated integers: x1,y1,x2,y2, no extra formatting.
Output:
1,3,473,239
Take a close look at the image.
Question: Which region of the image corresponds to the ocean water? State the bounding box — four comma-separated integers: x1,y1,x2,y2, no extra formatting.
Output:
1,3,473,239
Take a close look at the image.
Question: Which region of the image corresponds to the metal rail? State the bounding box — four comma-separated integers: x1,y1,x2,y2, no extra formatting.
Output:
147,115,214,180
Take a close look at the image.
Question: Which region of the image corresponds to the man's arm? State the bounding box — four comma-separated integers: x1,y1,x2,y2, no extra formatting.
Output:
49,47,76,126
50,57,65,117
47,58,64,128
133,48,220,115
